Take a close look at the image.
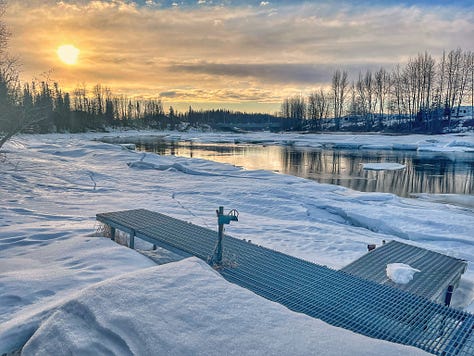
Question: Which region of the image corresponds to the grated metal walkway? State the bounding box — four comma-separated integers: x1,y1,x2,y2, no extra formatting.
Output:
97,209,474,355
342,240,467,305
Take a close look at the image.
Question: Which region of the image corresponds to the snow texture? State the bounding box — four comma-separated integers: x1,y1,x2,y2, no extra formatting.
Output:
386,263,421,284
1,130,473,353
22,258,427,356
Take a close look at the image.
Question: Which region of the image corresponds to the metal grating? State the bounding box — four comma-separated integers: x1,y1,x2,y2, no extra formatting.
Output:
97,209,474,355
341,240,467,304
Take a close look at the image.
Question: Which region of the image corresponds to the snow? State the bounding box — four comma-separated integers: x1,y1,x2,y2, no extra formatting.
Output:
362,163,406,171
386,263,421,284
21,258,427,356
95,130,474,152
412,193,474,209
0,233,155,352
1,131,473,353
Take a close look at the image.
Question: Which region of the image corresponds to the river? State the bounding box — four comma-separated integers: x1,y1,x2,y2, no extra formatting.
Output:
134,139,474,198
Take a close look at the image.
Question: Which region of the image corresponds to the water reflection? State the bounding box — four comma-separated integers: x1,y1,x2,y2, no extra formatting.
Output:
136,140,474,197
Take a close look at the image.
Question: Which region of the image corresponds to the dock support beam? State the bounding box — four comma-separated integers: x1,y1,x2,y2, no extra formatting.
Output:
445,285,454,306
130,229,135,249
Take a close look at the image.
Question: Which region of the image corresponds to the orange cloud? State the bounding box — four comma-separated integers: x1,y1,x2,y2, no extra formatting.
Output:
5,1,473,112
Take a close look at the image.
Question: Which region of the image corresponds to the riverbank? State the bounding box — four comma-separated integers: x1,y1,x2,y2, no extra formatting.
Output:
96,130,474,152
1,132,472,353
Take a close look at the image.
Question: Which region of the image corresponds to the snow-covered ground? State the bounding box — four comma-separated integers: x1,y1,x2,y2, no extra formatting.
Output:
21,258,426,355
1,131,473,354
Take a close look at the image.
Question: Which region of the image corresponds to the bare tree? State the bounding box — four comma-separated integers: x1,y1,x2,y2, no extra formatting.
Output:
455,51,473,117
289,95,306,121
280,98,290,119
332,69,348,129
356,70,377,129
307,88,329,130
374,68,391,128
444,49,463,124
470,52,474,119
0,1,7,53
0,2,51,149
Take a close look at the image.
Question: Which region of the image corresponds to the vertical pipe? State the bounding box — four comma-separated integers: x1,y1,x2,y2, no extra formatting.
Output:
216,206,224,264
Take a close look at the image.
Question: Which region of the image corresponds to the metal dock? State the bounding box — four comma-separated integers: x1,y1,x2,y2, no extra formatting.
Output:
342,240,467,305
97,208,474,355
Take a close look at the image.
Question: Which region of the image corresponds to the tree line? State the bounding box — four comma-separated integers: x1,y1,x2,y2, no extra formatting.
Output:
1,0,473,149
280,49,474,133
19,81,167,133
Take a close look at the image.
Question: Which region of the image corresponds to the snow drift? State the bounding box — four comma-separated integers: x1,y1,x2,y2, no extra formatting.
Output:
22,258,427,356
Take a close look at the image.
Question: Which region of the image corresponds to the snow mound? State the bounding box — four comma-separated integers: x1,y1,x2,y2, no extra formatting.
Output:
386,263,420,284
447,140,474,149
362,163,406,171
23,258,427,355
127,161,206,175
412,194,474,209
0,234,155,353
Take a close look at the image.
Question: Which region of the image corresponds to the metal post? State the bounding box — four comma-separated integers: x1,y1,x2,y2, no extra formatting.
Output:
215,206,224,265
210,206,238,267
110,226,116,241
445,285,454,306
130,229,135,249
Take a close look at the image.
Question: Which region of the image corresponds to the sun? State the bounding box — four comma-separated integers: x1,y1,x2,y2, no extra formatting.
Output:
57,44,80,65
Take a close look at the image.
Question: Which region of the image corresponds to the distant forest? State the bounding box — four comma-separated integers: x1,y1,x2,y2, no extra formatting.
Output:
1,48,473,144
281,48,474,133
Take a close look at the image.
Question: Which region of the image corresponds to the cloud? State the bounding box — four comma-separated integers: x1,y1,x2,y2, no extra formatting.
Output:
169,61,397,84
170,62,328,84
159,91,178,98
4,0,474,111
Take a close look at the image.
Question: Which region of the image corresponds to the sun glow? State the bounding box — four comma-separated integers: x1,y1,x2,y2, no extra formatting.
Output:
57,44,80,65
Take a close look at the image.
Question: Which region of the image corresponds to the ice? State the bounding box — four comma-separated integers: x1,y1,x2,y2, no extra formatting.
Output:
1,131,473,353
22,258,427,356
386,263,421,284
361,163,406,171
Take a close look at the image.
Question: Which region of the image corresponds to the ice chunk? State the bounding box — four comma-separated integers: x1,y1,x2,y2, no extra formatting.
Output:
362,163,406,171
386,263,420,284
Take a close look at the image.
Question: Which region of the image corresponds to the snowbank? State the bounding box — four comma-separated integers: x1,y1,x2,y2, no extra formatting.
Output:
1,132,473,352
22,258,427,356
95,130,474,153
411,193,474,209
0,234,155,353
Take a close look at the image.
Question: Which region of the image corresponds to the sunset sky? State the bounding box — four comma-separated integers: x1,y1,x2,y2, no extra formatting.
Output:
5,0,474,113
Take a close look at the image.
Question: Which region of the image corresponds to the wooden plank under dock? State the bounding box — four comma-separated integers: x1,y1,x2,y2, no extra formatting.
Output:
97,208,474,356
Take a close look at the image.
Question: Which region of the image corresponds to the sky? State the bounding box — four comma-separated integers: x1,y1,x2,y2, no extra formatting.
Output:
4,0,474,113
